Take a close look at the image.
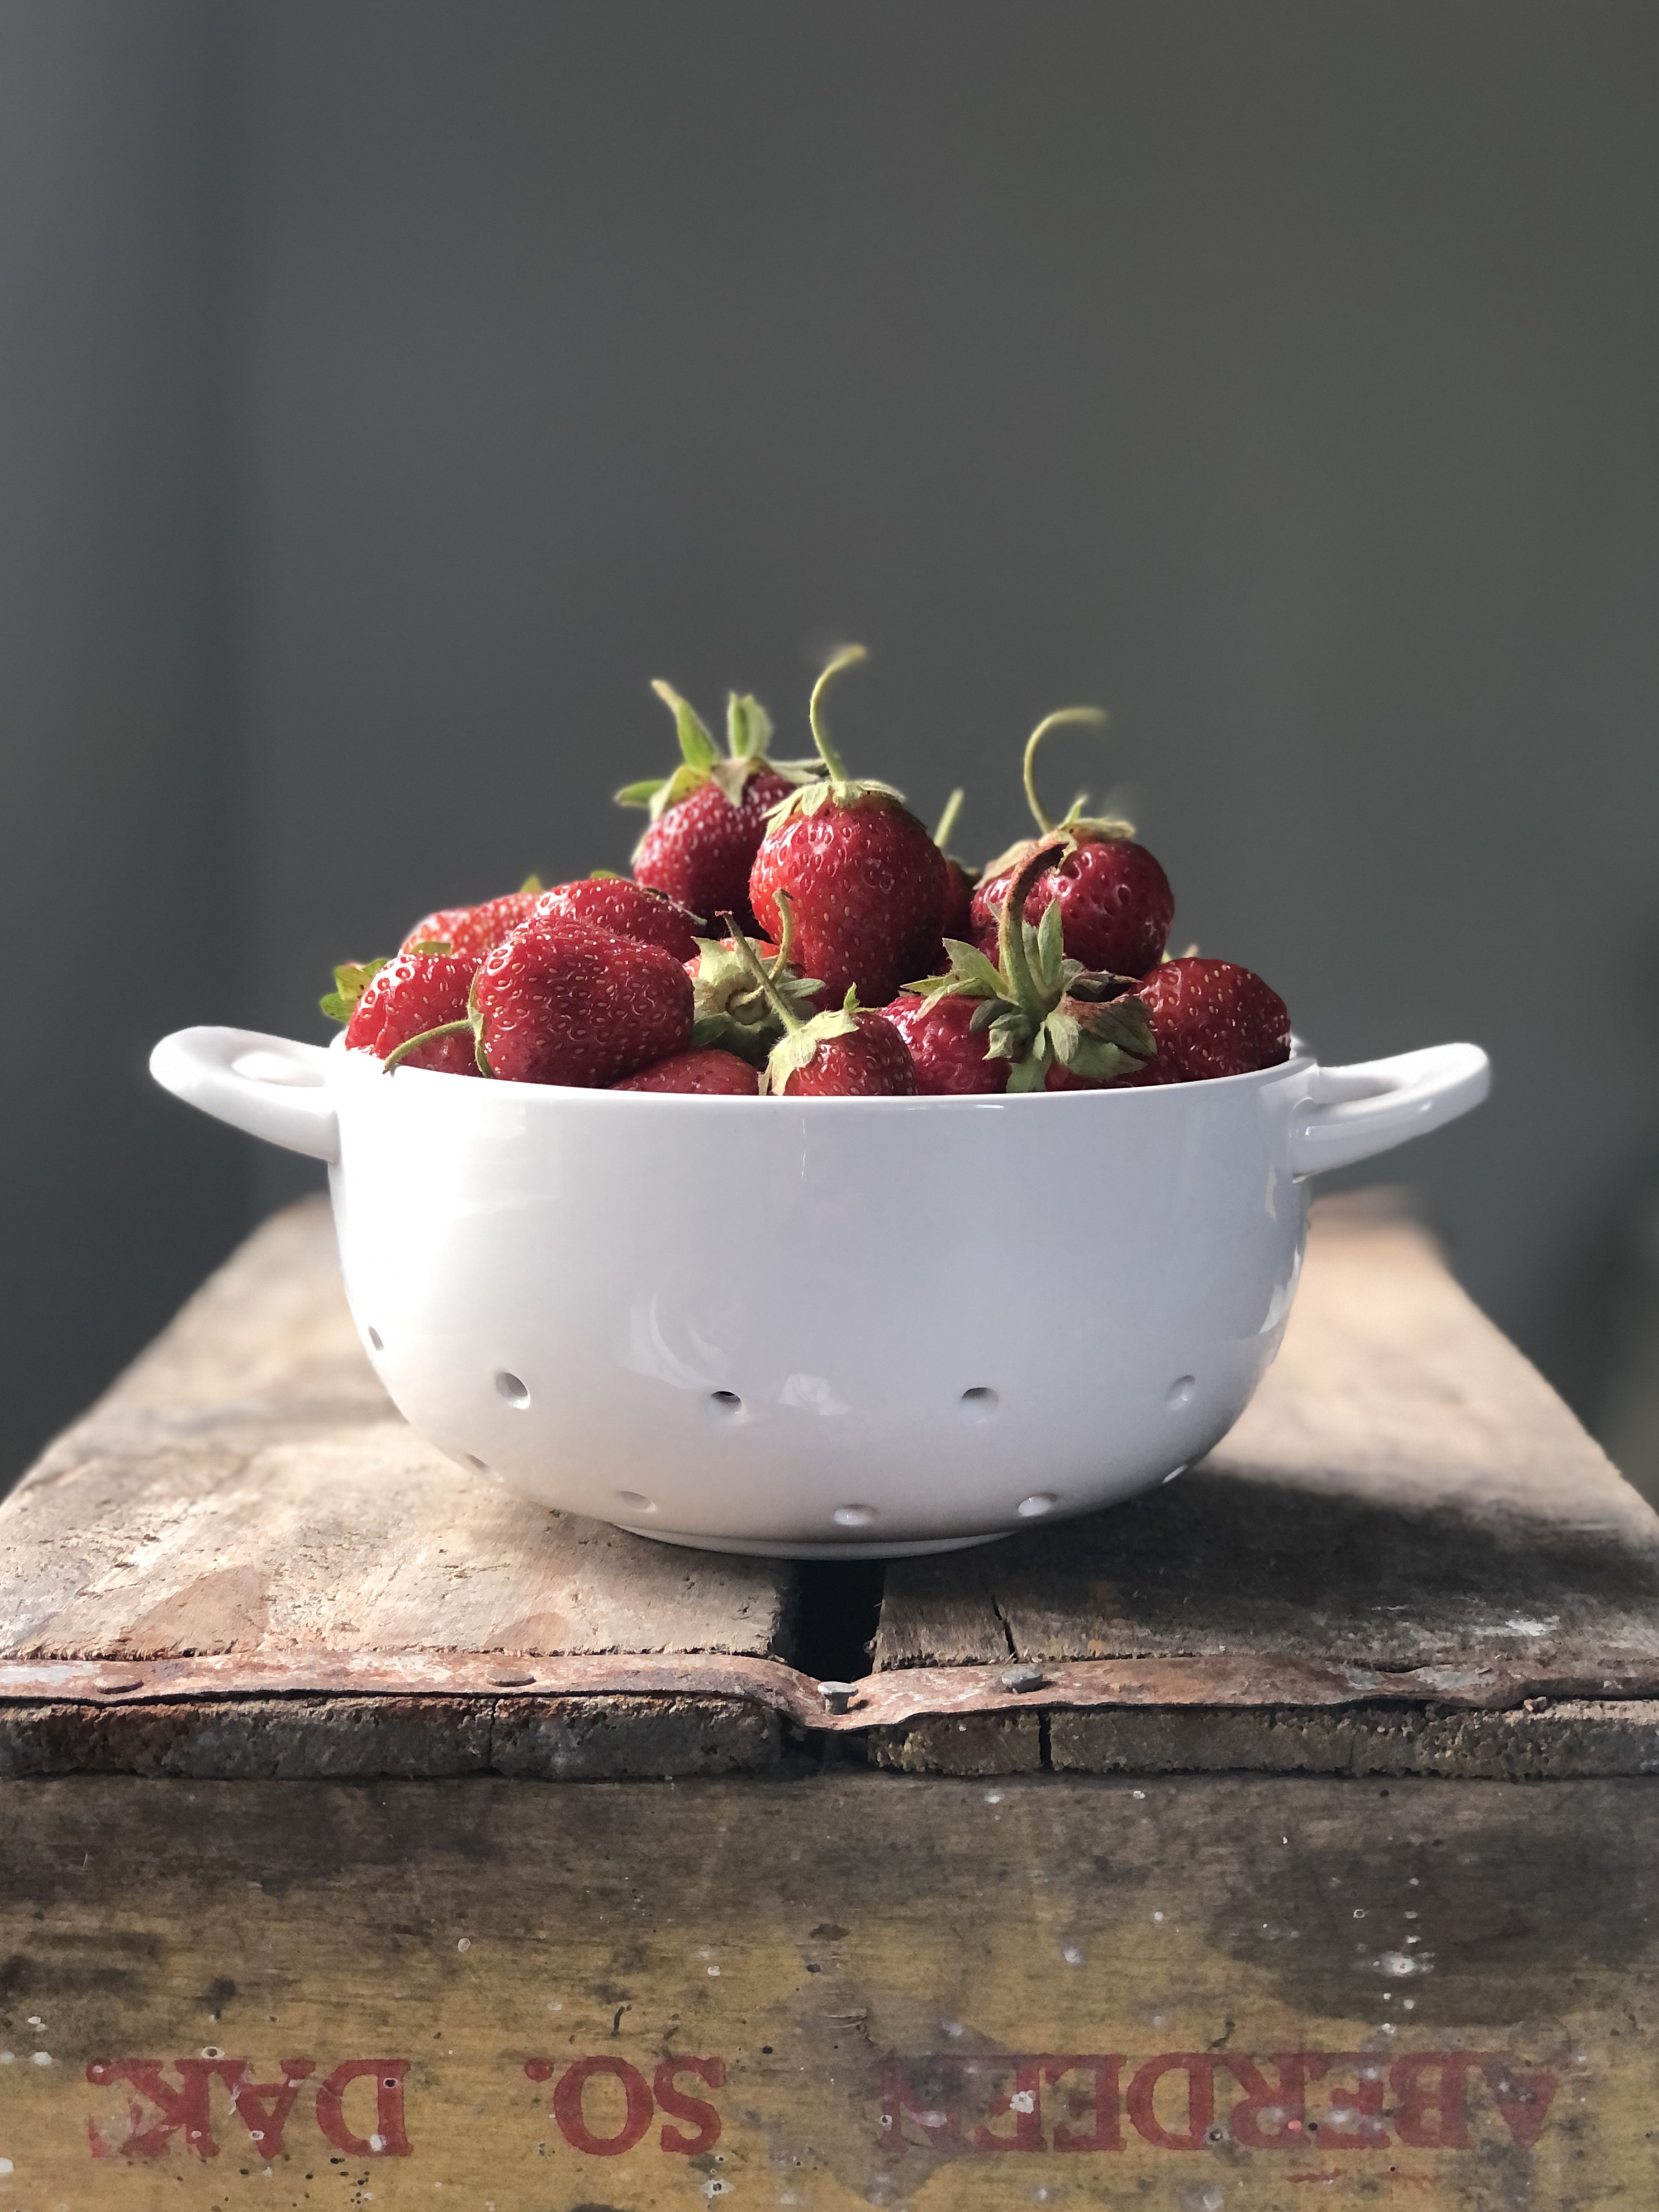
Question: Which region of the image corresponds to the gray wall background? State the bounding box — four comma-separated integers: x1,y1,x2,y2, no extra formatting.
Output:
4,0,1656,1486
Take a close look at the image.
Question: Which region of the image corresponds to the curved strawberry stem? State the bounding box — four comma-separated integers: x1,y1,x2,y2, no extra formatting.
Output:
728,899,806,1036
996,839,1068,1024
769,886,796,972
1023,706,1108,835
933,787,964,851
807,645,868,786
382,1017,473,1075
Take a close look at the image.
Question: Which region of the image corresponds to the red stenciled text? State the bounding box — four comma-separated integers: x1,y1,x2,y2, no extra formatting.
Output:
879,2050,1558,2157
85,2058,410,2162
522,2055,725,2156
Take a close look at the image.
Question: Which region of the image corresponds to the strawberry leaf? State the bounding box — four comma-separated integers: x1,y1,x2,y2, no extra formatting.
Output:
1072,992,1154,1057
1034,901,1065,996
727,692,773,760
615,777,668,808
320,957,388,1024
1004,1038,1051,1093
1047,1007,1081,1065
650,680,719,772
984,1010,1033,1061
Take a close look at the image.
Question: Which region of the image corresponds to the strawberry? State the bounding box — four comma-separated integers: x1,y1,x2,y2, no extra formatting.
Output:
617,684,820,934
907,837,1155,1091
776,1005,915,1097
401,878,544,959
882,989,1007,1095
1130,957,1291,1081
534,876,702,964
612,1047,761,1095
324,950,479,1076
971,708,1173,976
384,917,692,1086
748,646,949,1005
730,910,916,1097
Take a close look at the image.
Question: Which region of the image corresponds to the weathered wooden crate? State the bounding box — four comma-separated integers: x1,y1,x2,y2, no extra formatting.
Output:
1,1195,1654,2207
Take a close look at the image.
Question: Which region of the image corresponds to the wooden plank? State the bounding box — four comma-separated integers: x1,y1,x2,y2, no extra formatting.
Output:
874,1699,1659,1780
873,1196,1659,1771
0,1198,791,1776
0,1769,1654,2206
0,1692,776,1780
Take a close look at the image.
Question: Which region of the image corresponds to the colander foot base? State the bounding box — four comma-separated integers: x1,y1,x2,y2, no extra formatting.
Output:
620,1524,1011,1560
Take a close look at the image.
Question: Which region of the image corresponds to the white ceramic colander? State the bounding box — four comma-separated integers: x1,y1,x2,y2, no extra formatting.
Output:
151,1026,1488,1557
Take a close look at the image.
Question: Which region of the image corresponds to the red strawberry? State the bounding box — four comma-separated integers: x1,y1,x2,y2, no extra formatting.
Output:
906,838,1156,1091
882,991,1006,1096
475,920,692,1086
327,950,479,1076
729,912,916,1097
401,882,543,960
384,918,693,1086
971,708,1173,976
780,1008,916,1097
618,684,819,934
612,1047,760,1095
1130,957,1291,1081
748,646,948,1005
535,877,702,963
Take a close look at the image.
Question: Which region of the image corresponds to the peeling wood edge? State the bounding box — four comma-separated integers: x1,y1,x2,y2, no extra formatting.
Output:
0,1649,1651,1734
0,1693,782,1782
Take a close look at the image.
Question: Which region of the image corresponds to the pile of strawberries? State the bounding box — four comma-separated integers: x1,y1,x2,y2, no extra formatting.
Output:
324,648,1291,1098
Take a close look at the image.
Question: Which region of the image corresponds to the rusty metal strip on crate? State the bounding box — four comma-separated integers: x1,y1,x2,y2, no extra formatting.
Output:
0,1648,1651,1729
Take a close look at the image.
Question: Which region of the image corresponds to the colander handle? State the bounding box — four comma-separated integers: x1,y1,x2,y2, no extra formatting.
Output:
150,1026,340,1163
1289,1042,1490,1177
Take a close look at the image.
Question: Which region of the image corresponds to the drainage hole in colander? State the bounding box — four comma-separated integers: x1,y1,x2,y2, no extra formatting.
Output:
615,1491,655,1514
1017,1492,1059,1518
367,1326,384,1352
705,1390,744,1425
1165,1374,1196,1407
495,1371,531,1408
833,1505,876,1528
959,1386,999,1424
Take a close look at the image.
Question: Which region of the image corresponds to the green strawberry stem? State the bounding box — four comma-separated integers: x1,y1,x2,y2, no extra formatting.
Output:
1023,706,1107,835
767,884,797,972
996,839,1069,1026
727,894,861,1094
933,787,964,851
382,1017,473,1076
807,644,868,787
728,898,807,1036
